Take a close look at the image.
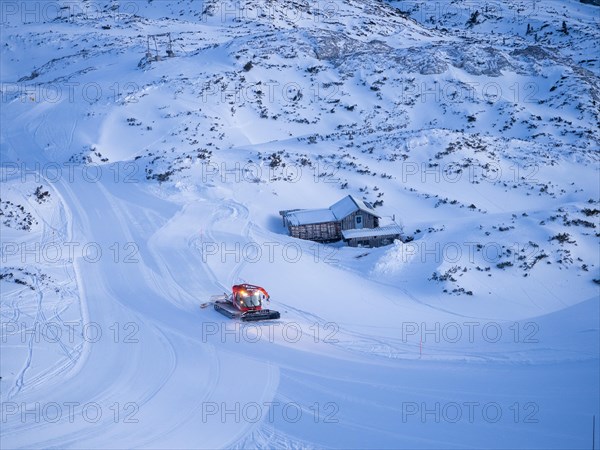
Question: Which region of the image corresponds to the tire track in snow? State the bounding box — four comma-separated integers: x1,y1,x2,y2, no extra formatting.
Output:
193,202,235,294
192,198,251,293
5,272,42,400
3,174,85,400
222,198,251,287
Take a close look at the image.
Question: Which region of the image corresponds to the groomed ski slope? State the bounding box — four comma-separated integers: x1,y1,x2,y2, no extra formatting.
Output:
1,0,599,448
1,144,598,448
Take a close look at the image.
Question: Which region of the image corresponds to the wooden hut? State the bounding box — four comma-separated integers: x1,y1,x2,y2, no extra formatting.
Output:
279,195,382,243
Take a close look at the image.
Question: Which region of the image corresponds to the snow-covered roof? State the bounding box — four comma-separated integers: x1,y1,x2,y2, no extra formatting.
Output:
282,195,380,226
284,208,336,226
330,195,380,219
342,224,403,240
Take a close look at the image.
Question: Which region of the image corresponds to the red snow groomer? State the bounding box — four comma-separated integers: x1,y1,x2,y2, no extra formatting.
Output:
211,284,280,321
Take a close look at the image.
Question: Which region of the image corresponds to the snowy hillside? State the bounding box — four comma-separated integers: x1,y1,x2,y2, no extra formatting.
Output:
1,0,599,448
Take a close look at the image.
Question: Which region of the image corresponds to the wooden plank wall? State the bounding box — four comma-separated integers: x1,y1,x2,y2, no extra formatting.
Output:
290,222,340,241
339,211,379,230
